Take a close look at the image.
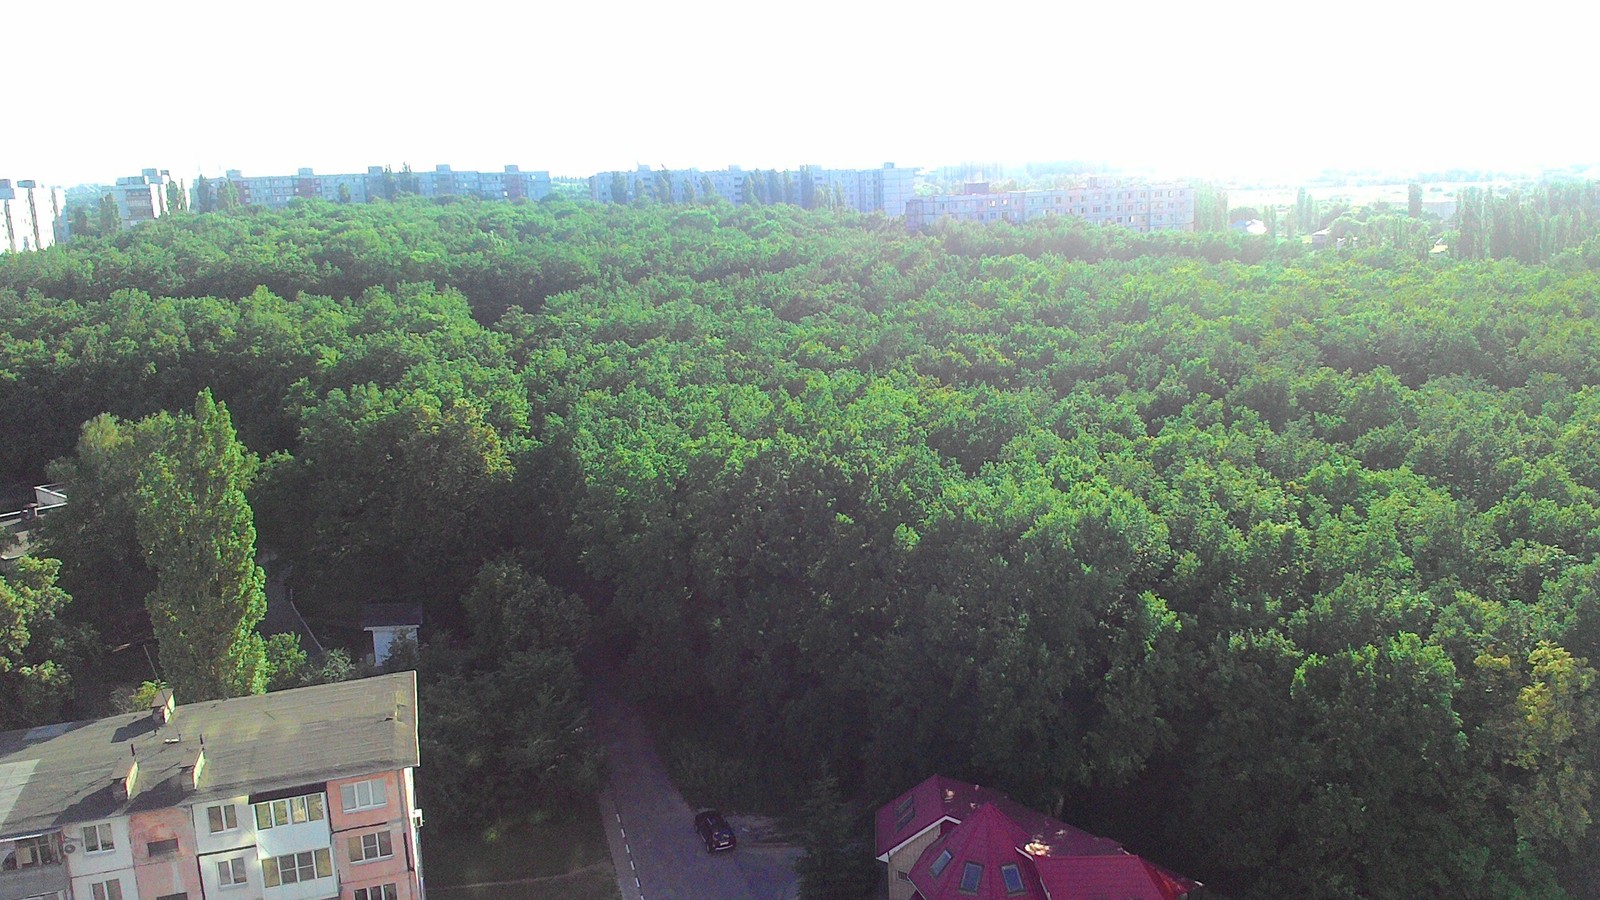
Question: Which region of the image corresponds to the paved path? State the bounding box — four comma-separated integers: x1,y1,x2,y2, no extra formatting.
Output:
589,682,802,900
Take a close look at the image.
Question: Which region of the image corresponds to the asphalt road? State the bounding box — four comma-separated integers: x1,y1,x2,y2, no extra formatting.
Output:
589,682,802,900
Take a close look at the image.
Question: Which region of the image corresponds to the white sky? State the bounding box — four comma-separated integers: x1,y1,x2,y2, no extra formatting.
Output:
10,0,1595,187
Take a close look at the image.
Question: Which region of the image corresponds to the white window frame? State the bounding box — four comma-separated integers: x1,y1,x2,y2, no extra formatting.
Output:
347,830,393,864
216,858,248,888
91,881,123,900
83,823,115,853
340,779,388,812
207,804,239,834
252,793,325,829
352,885,397,900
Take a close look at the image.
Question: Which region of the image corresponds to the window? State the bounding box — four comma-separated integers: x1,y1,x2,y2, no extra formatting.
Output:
156,894,188,900
341,780,388,812
16,835,58,867
262,849,331,887
352,886,397,900
1001,863,1025,894
83,824,114,853
960,861,983,893
348,830,393,863
207,804,238,833
216,858,247,887
147,839,179,857
91,881,123,900
929,848,953,877
893,796,915,831
253,793,324,829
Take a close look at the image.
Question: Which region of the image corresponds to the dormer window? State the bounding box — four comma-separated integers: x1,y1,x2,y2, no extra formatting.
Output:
894,796,915,831
960,861,983,893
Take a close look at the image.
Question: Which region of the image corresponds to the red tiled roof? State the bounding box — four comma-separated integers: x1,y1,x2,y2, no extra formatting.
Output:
909,804,1044,900
1032,854,1190,900
876,774,1011,859
877,776,1200,899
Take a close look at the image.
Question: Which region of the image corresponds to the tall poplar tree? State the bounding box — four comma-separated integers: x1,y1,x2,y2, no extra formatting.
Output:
133,391,268,701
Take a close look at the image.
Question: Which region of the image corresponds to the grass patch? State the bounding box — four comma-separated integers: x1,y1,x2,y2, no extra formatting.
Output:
426,799,614,888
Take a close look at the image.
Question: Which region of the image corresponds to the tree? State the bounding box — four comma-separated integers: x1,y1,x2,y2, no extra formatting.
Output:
794,771,877,899
96,193,120,233
1409,183,1424,218
216,180,241,211
165,180,187,214
417,558,599,826
42,414,158,630
133,391,268,700
397,164,420,196
800,165,817,209
337,183,352,204
0,557,79,729
192,175,215,214
610,172,629,204
741,174,758,206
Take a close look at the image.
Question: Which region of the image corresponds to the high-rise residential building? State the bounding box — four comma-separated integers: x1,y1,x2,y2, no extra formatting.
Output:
112,169,184,228
0,672,424,900
0,179,67,252
208,166,552,210
903,179,1196,232
589,163,916,216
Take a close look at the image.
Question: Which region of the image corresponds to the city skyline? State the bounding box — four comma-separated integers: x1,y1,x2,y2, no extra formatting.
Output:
12,0,1595,188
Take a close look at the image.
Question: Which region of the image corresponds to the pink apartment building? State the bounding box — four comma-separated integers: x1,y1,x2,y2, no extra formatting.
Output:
0,673,422,900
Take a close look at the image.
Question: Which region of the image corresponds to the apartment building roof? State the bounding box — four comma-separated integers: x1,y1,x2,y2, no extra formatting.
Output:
0,671,418,839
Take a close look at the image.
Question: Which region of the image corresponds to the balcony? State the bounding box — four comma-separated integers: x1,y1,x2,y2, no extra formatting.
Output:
0,834,69,897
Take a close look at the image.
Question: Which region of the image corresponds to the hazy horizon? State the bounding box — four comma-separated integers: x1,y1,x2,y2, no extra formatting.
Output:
14,0,1595,188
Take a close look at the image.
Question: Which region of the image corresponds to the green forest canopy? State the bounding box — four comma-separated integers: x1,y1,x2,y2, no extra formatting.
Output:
1,195,1599,898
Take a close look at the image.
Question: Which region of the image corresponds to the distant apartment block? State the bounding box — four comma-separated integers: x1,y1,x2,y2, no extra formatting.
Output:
0,179,67,252
215,165,552,209
112,169,185,229
904,179,1196,232
590,163,917,216
0,672,423,900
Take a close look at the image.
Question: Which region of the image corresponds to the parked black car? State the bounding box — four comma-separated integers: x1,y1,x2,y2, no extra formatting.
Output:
694,809,736,852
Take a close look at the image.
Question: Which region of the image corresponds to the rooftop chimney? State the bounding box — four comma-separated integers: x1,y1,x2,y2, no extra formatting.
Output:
113,754,139,802
187,747,206,790
151,689,175,726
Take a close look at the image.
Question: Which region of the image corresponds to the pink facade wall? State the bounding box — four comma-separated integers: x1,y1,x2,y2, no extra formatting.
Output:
129,807,203,900
328,771,418,900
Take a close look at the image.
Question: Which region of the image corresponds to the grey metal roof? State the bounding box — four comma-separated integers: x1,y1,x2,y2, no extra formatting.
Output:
0,671,419,839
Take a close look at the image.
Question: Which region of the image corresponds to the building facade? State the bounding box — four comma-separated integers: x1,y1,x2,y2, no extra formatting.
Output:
904,179,1195,232
0,673,423,900
214,165,551,209
0,179,66,252
589,163,916,216
112,169,184,228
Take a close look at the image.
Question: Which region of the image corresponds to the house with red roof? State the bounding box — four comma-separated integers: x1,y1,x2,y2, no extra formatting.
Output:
875,775,1200,900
